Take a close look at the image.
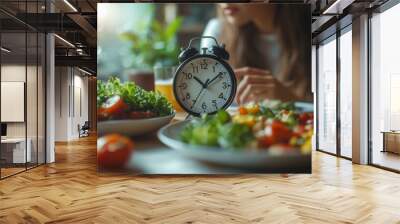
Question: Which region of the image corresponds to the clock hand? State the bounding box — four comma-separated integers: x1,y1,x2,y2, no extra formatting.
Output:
205,72,223,87
191,79,209,109
193,76,206,88
191,88,205,109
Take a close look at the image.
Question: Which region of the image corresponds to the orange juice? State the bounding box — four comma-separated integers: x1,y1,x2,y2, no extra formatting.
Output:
155,80,183,112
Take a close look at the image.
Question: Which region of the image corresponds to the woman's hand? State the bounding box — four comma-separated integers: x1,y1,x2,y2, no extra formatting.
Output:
234,67,293,105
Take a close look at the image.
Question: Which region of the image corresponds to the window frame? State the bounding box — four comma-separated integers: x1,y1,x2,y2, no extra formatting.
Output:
315,21,353,161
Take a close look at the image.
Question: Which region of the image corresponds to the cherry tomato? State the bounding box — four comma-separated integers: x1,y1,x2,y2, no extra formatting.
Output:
239,106,248,115
101,95,129,117
97,134,134,168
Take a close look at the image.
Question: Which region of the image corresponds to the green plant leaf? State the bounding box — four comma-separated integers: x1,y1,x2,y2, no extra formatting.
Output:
120,32,139,43
120,16,182,68
165,17,183,41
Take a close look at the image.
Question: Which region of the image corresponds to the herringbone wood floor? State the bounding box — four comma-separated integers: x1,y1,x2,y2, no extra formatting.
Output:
1,136,400,224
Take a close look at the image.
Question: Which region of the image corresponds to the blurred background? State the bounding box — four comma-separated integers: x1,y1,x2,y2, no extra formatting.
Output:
98,3,216,80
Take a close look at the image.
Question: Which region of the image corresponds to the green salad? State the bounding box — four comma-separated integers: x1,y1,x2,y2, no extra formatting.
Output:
180,101,314,153
180,111,254,149
97,77,173,121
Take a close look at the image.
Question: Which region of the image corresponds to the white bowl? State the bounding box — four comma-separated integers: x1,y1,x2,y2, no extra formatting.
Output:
158,120,311,170
98,113,175,137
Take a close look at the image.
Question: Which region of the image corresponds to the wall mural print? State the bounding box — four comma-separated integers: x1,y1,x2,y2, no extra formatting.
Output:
97,3,313,174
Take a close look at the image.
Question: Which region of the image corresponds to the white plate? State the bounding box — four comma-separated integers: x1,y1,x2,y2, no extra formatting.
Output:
158,120,311,170
98,113,175,136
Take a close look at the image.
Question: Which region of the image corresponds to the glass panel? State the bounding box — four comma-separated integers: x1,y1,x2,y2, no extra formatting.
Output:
27,30,38,169
0,1,46,178
1,30,27,177
38,32,45,165
371,4,400,171
317,37,337,154
339,29,352,158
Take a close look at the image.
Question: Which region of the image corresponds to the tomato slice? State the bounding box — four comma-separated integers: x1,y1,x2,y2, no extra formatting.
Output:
271,120,293,143
101,95,129,117
258,120,294,148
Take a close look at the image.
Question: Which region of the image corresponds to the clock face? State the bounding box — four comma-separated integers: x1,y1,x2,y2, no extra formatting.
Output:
173,55,236,116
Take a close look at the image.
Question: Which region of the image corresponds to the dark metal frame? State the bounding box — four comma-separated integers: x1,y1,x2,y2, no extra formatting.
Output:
0,0,47,180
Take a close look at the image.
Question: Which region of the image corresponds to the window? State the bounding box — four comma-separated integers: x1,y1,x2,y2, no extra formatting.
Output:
370,3,400,171
339,28,352,158
317,36,337,154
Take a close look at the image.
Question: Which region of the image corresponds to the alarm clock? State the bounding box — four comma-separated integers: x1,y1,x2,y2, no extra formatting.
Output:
173,36,236,116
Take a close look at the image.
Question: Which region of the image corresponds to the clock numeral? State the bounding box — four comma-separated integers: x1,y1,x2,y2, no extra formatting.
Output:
212,100,217,109
218,72,224,79
200,59,208,70
212,66,216,73
222,82,231,89
178,83,187,89
184,72,192,80
201,102,207,110
218,92,226,100
191,63,199,74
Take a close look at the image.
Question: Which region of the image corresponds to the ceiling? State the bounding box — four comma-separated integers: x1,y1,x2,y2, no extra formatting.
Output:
0,0,391,75
0,0,99,74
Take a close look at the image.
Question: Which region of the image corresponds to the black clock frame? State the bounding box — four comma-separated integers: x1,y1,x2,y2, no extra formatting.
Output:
173,54,237,117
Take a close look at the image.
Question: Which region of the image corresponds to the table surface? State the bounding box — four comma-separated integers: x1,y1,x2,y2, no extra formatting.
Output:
381,131,400,134
1,137,27,143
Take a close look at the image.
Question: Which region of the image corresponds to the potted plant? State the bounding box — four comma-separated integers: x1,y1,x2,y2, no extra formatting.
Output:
120,16,182,91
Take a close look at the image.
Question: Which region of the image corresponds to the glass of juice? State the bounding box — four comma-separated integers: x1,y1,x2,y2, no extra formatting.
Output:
154,65,183,112
125,69,155,91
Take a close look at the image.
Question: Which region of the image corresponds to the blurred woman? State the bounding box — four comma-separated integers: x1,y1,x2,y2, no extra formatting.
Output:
202,3,312,104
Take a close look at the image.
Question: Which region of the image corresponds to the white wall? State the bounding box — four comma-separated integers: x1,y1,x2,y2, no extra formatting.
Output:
1,65,36,138
1,63,46,164
54,67,89,141
55,67,69,141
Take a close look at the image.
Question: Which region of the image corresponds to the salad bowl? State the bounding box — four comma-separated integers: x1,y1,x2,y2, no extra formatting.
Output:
158,120,310,170
99,113,175,136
